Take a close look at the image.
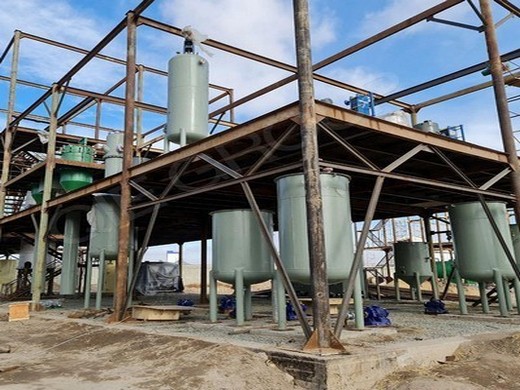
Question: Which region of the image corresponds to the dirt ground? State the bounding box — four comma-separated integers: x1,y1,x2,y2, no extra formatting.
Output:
0,316,301,390
1,307,520,389
376,332,520,389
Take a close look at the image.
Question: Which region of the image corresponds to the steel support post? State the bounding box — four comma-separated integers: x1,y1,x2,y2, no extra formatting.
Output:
293,0,333,350
114,12,137,321
60,210,81,295
136,64,144,158
200,219,209,304
334,176,385,338
423,215,440,299
31,84,60,309
178,243,184,279
0,30,21,218
480,0,520,223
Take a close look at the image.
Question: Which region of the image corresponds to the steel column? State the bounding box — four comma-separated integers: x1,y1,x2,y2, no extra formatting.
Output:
294,0,333,350
114,12,137,321
480,0,520,225
0,30,21,218
31,84,60,309
200,218,209,304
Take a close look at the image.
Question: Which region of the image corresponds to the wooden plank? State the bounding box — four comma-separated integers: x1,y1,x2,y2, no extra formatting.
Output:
8,302,30,322
131,305,192,321
299,298,353,316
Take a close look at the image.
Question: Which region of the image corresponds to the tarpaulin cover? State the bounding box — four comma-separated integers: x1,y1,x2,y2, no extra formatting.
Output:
135,261,182,296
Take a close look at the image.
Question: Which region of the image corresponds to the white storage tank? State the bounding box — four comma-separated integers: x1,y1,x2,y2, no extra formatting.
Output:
87,194,120,259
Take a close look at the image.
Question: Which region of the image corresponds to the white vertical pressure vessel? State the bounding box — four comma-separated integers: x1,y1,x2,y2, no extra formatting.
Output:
104,132,124,177
166,52,209,144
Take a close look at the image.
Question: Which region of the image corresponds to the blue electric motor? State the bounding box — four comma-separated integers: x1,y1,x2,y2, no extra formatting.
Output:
177,299,194,307
424,298,448,315
364,305,391,326
286,301,307,321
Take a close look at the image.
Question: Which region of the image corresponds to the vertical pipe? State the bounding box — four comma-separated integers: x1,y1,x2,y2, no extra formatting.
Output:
385,249,391,280
200,219,209,304
513,277,520,315
479,282,490,314
84,255,93,308
423,216,439,299
31,85,60,310
394,272,401,301
60,211,81,295
114,12,137,321
454,268,468,315
245,286,252,321
293,0,331,347
136,64,144,158
353,271,364,330
494,268,509,317
503,280,512,312
479,0,520,224
0,30,21,218
209,270,217,322
275,270,287,330
94,100,101,140
96,250,105,310
414,272,423,301
178,243,184,279
235,268,245,326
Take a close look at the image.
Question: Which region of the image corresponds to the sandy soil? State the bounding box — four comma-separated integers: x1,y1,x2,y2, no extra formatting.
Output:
0,316,302,390
377,332,520,389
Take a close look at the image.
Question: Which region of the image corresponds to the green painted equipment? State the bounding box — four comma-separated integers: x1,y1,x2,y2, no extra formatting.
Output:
276,173,354,284
449,202,515,282
510,224,520,265
31,178,61,204
435,260,454,279
88,194,120,259
59,139,95,192
394,242,433,286
211,209,274,285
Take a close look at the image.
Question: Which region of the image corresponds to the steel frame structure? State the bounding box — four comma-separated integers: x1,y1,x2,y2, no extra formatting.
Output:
0,0,519,350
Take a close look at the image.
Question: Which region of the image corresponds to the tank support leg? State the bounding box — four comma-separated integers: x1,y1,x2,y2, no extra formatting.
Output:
410,285,416,301
95,250,105,310
454,268,468,315
274,271,287,330
414,272,423,302
235,268,245,326
245,286,253,321
394,273,400,301
513,277,520,315
209,270,218,323
493,268,509,317
353,271,365,330
84,255,93,309
503,279,512,312
479,282,490,314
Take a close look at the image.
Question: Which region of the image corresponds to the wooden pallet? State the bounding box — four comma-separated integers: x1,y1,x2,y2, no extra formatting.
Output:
8,302,30,322
131,305,193,321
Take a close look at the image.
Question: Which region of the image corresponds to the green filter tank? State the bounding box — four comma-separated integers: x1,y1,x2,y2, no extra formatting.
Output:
211,209,274,285
393,242,433,286
276,173,354,284
59,139,95,192
449,202,515,281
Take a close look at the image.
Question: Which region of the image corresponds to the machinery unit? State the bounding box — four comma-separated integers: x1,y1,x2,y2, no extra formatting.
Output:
87,194,120,259
209,209,274,326
449,201,520,316
345,93,374,116
414,120,440,134
449,202,515,281
104,132,124,177
276,173,355,284
31,178,61,204
393,241,433,301
59,139,95,192
510,224,520,265
166,38,209,145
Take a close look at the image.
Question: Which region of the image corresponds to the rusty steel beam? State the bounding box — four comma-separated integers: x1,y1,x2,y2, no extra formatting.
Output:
494,0,520,17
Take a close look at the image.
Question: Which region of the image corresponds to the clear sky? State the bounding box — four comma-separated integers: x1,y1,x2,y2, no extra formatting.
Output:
0,0,519,262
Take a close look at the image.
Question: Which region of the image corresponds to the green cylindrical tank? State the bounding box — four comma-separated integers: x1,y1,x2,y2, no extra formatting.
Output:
211,209,274,286
166,53,209,144
449,202,515,281
510,224,520,266
435,260,454,279
59,140,95,192
104,132,124,177
276,173,354,284
88,194,120,259
393,242,433,286
31,178,61,204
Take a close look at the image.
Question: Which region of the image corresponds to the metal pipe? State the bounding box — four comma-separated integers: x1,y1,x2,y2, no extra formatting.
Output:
200,219,209,304
136,65,144,158
31,84,60,309
0,30,21,218
293,0,331,349
114,12,137,321
479,0,520,225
